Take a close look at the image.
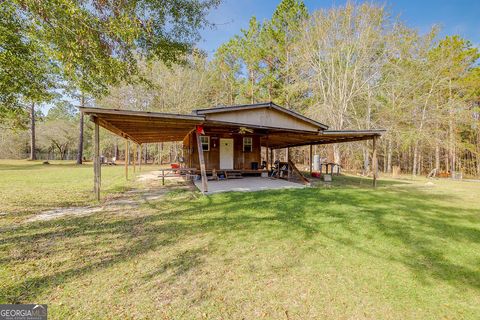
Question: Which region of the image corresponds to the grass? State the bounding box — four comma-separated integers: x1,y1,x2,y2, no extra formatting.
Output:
0,160,479,319
0,160,133,223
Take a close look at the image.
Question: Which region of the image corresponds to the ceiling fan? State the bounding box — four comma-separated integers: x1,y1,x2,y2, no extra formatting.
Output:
238,127,254,134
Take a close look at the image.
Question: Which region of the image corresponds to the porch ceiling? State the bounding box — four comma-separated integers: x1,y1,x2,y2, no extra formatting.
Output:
262,129,385,149
80,107,204,144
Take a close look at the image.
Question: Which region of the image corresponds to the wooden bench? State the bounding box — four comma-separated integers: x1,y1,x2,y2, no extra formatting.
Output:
225,170,242,179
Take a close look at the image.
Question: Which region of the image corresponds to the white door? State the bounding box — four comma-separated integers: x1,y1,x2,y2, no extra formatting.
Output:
219,138,234,169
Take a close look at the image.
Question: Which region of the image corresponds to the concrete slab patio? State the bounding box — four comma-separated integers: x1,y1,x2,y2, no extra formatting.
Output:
194,177,306,194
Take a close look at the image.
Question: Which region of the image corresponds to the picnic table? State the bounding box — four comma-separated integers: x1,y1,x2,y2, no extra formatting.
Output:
158,167,196,185
322,162,341,176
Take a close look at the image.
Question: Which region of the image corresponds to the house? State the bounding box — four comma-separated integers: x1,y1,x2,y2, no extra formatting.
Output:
80,102,384,197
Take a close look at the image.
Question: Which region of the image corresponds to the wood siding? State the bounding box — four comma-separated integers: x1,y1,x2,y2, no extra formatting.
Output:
204,108,319,132
184,131,261,170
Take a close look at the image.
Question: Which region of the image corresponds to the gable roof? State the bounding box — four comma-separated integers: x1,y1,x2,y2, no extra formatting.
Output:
194,102,329,130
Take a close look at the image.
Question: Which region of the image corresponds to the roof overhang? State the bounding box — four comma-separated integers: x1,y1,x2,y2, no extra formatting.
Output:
80,107,385,146
80,107,205,144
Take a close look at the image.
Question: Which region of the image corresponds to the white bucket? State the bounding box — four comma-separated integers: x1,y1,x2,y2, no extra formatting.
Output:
313,154,321,171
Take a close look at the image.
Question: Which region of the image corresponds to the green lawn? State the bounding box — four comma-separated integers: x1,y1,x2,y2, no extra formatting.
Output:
0,160,479,319
0,160,132,223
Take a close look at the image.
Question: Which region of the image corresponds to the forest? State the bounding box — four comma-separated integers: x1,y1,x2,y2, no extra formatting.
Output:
1,0,479,177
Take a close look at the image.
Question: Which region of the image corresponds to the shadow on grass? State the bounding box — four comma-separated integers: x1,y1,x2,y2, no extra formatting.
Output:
0,176,479,303
309,174,410,188
0,163,45,171
0,161,88,171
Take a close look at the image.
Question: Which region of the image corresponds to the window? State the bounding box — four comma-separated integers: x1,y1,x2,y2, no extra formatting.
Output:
200,136,210,151
243,137,253,152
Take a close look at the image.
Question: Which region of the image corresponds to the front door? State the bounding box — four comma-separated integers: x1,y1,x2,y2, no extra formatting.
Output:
219,138,234,169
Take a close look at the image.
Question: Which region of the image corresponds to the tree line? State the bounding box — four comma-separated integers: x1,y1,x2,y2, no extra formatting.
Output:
98,1,480,177
1,0,479,177
0,0,219,161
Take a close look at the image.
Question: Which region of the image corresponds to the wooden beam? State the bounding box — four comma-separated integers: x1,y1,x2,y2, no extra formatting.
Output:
97,117,141,144
195,131,208,193
93,117,101,200
268,135,377,149
125,139,129,180
372,136,378,188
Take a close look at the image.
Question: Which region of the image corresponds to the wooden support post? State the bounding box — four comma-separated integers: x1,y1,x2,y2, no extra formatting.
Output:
195,131,208,193
372,136,378,187
125,139,129,180
270,148,273,171
139,144,142,171
309,144,313,176
93,118,101,200
265,135,269,171
133,144,137,173
287,147,291,180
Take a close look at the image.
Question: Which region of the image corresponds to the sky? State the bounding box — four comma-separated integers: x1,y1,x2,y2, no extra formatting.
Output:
42,0,479,113
198,0,480,56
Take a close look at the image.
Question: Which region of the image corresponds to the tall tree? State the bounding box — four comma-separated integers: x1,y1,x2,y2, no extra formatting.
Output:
76,93,85,164
237,17,264,103
4,0,219,162
261,0,308,107
293,3,391,164
210,39,242,105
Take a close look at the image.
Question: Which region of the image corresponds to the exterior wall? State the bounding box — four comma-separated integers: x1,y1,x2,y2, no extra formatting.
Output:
183,130,261,170
204,108,319,132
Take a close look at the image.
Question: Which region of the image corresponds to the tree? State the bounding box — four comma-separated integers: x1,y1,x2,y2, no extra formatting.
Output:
2,0,220,162
0,2,55,119
293,3,392,164
260,0,308,107
209,39,242,105
1,2,57,160
236,17,264,103
38,102,78,160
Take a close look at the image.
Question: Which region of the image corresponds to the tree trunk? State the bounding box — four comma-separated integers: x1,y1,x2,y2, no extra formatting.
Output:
114,139,118,160
418,152,423,175
387,139,392,173
412,143,418,176
144,144,147,164
76,94,85,165
383,142,387,173
29,102,36,160
477,131,480,176
435,144,440,171
363,146,370,174
333,144,340,165
445,150,450,173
